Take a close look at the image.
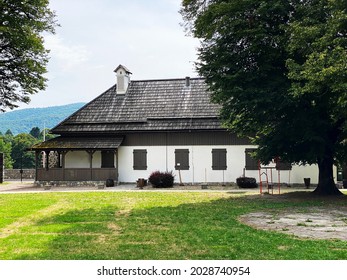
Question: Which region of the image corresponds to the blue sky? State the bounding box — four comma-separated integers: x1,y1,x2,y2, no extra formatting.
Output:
20,0,199,109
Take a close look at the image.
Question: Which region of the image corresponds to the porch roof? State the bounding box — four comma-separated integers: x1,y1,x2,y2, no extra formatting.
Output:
30,136,124,151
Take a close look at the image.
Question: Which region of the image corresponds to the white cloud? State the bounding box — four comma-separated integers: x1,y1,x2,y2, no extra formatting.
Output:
18,0,200,109
44,34,91,71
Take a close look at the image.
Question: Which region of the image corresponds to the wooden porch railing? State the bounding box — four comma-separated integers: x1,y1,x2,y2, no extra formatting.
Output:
36,168,118,181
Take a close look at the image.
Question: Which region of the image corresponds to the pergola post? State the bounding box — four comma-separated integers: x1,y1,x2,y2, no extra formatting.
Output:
87,150,95,180
45,150,49,171
61,151,67,181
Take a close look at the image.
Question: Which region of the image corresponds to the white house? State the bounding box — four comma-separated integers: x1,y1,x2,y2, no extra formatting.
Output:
31,65,321,185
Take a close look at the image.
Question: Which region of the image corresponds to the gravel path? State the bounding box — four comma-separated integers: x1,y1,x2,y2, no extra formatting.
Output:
240,206,347,240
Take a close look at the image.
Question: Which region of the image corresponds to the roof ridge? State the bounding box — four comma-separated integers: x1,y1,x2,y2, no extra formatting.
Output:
130,77,204,83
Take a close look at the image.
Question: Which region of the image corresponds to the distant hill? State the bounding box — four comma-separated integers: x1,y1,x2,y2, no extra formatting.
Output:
0,103,85,135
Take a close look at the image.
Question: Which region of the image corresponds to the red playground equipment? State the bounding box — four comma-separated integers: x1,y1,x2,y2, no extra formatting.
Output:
258,158,291,195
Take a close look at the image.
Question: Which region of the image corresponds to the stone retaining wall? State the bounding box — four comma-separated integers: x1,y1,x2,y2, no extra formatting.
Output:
4,169,35,180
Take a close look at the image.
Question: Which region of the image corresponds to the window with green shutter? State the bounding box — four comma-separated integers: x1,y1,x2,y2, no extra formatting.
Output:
212,149,227,170
245,148,258,170
175,149,189,170
133,149,147,170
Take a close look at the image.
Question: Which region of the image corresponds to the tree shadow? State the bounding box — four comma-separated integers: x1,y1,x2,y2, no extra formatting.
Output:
11,194,347,260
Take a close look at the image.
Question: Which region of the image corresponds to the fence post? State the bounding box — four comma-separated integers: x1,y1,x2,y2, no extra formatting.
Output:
0,153,4,183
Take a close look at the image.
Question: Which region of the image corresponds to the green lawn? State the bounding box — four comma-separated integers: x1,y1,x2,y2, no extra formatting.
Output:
0,190,346,260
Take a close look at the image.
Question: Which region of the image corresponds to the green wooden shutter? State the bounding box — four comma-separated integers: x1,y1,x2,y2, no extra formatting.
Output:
133,149,147,170
175,149,189,170
245,148,258,170
212,149,227,170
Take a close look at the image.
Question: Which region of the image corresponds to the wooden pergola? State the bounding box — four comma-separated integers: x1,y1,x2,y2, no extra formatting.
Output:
29,136,123,182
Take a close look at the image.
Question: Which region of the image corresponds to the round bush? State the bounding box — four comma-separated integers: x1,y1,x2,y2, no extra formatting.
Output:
149,171,174,188
236,177,258,188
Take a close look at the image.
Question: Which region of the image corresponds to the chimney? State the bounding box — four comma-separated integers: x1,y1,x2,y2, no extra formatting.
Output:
114,64,132,94
185,76,190,87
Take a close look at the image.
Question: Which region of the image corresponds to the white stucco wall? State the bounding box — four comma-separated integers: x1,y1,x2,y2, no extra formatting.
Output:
247,162,321,185
64,151,116,168
65,151,90,168
63,146,329,185
117,145,323,184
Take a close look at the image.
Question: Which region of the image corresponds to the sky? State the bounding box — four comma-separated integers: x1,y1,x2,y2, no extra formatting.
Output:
18,0,200,109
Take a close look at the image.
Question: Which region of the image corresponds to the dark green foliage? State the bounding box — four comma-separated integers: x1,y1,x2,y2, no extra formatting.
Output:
0,136,13,168
0,0,58,111
0,125,60,169
11,133,37,168
5,129,13,137
181,0,347,195
236,177,258,188
29,127,41,139
149,171,175,188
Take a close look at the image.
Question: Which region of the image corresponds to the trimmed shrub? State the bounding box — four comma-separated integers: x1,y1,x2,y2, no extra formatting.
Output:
148,171,162,187
149,171,175,188
236,177,258,188
161,171,174,187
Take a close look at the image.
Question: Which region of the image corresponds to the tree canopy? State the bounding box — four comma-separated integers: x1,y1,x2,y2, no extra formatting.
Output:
0,135,12,168
11,133,37,169
0,0,57,111
181,0,347,195
29,126,41,138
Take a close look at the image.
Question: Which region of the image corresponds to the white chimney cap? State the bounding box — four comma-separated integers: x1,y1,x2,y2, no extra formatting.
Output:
114,64,132,74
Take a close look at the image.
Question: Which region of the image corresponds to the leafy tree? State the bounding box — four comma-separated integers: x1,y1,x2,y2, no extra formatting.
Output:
0,0,58,111
11,133,37,168
181,0,347,195
3,128,13,143
0,136,13,168
284,0,347,195
29,126,41,139
4,129,12,136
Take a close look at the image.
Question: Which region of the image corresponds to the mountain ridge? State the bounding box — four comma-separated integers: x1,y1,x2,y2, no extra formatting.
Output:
0,103,86,135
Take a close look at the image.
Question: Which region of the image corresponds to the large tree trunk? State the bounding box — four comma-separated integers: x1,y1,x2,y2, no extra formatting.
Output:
313,157,343,196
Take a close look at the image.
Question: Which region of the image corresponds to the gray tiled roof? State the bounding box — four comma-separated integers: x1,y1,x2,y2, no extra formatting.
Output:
52,78,223,134
30,136,124,150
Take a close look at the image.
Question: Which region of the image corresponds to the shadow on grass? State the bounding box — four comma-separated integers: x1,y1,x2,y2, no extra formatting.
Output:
12,194,347,260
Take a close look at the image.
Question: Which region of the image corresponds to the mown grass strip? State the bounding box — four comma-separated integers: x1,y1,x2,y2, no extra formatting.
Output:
0,191,346,260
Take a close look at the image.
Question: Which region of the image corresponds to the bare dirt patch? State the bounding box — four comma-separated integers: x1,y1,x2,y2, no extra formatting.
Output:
240,206,347,240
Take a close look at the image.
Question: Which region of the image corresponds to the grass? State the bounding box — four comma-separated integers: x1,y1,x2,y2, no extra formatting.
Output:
0,190,346,260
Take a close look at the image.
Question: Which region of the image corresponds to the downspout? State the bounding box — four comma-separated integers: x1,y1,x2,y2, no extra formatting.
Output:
190,113,194,185
166,132,168,172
